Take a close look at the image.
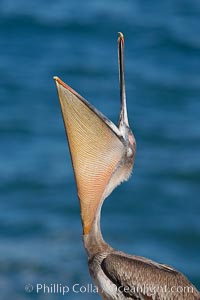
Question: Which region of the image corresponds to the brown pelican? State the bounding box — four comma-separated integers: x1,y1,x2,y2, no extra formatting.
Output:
54,33,200,300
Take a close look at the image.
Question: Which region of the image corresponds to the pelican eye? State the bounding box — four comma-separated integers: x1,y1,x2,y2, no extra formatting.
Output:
127,147,133,157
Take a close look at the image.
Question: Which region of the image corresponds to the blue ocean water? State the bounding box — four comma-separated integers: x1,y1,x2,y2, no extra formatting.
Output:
0,0,200,299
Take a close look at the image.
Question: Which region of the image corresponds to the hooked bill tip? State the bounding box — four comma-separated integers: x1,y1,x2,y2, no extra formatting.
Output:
118,32,124,43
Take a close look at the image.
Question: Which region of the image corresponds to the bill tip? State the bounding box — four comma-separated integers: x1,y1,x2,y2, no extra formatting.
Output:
118,32,124,44
118,32,124,39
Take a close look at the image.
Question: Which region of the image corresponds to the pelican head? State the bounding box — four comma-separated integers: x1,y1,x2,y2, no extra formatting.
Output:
53,34,200,300
54,32,136,235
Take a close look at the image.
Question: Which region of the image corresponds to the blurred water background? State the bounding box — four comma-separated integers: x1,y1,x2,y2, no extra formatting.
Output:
0,0,200,299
